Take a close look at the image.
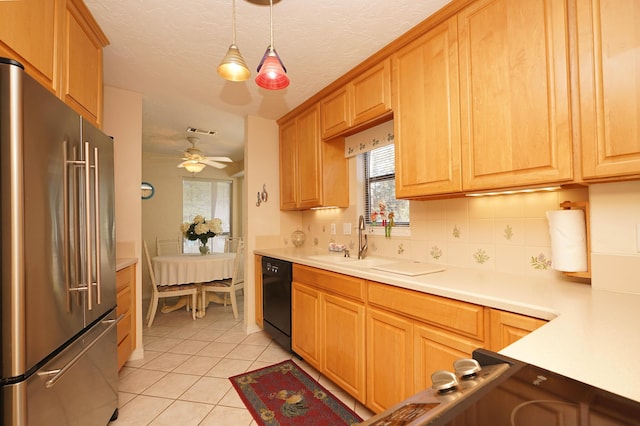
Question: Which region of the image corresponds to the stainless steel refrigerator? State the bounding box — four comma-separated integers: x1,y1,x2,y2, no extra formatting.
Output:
0,58,119,425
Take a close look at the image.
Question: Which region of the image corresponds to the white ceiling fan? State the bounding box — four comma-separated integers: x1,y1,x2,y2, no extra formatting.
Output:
178,137,232,172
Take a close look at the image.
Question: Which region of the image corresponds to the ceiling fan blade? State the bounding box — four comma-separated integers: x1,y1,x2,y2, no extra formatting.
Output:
201,159,228,169
204,156,232,163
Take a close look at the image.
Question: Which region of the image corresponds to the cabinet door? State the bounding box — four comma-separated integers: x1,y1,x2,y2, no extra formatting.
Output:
393,17,462,197
62,0,108,127
254,255,263,328
322,294,366,403
414,323,482,391
366,307,414,413
489,309,546,351
577,0,640,179
291,282,321,369
296,105,323,209
279,119,298,210
351,58,391,127
321,87,351,140
0,0,59,91
458,0,573,191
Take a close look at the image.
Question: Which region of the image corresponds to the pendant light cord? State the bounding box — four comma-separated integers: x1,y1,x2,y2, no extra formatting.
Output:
269,0,274,49
232,0,237,44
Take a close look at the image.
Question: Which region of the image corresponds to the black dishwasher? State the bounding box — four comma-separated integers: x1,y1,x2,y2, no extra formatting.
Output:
262,257,292,352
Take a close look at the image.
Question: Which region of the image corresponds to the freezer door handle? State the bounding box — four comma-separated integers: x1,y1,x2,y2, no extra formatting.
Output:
90,143,102,306
37,314,123,388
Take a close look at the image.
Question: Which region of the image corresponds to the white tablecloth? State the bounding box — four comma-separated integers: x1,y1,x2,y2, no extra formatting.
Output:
152,253,235,286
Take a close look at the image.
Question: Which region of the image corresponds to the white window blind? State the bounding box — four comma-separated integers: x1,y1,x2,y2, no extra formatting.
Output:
362,144,410,226
182,178,232,253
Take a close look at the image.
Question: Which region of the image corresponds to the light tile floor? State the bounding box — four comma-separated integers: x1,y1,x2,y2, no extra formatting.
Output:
112,298,374,425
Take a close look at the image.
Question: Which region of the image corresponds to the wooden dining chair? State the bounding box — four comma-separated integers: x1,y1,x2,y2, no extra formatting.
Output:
143,240,198,326
155,235,182,256
200,239,244,319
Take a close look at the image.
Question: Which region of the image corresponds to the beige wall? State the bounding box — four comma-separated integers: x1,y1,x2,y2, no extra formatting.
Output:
103,86,144,360
244,115,301,333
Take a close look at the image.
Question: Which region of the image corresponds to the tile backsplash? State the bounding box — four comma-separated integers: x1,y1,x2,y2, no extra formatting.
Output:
299,187,589,278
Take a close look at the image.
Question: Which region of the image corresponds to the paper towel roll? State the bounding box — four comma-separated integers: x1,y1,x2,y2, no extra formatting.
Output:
546,209,588,272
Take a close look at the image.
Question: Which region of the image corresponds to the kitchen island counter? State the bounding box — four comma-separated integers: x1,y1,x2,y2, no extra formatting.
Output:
254,247,640,404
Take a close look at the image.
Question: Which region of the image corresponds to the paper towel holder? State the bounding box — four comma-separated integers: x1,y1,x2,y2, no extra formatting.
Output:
559,200,591,280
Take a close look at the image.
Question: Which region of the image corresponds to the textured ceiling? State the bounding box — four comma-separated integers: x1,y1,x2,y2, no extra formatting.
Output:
84,0,451,164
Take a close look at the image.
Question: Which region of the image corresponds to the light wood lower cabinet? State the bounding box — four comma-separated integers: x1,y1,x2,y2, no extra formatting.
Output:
366,307,414,413
116,264,136,370
488,309,547,351
291,265,548,413
366,282,486,413
291,282,321,369
291,265,366,403
254,255,263,328
322,293,366,403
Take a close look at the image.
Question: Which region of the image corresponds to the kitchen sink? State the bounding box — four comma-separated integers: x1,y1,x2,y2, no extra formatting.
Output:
307,254,358,263
306,254,395,268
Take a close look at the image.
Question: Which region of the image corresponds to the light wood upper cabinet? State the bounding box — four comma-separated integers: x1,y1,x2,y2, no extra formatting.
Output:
392,17,462,197
350,59,391,127
0,0,108,127
576,0,640,180
279,104,349,210
296,105,324,209
0,0,59,91
320,59,391,140
62,0,108,127
458,0,573,191
279,119,299,210
320,86,350,139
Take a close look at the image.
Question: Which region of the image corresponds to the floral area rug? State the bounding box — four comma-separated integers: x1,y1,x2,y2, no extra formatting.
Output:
229,360,363,425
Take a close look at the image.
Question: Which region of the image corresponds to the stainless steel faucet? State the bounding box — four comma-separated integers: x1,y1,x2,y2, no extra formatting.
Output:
358,215,368,259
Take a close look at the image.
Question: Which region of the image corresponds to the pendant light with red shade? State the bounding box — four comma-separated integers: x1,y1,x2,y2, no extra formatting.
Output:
255,0,289,90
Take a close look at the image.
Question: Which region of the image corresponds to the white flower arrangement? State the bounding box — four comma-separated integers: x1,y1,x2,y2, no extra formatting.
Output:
180,215,223,245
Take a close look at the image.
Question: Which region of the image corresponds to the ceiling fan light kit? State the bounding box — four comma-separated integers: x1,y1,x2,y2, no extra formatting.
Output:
181,162,207,173
177,137,232,174
219,0,289,90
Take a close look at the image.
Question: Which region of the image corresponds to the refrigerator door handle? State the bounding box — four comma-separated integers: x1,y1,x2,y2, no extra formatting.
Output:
83,141,93,310
92,145,102,305
36,314,123,388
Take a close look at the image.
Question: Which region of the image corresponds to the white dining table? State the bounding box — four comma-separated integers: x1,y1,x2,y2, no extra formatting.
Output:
152,252,235,317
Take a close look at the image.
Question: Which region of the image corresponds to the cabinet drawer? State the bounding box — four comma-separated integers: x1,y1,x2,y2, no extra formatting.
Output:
367,281,485,340
116,265,134,292
117,310,131,344
116,286,131,316
117,332,132,370
294,264,365,301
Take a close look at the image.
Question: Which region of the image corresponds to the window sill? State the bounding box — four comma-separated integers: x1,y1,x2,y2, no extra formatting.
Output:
367,226,411,238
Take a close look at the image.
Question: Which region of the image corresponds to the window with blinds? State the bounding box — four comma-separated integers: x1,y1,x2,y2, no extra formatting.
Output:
363,144,410,226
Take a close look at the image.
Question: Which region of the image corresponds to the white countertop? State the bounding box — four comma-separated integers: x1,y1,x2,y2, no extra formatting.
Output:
255,247,640,403
116,257,138,271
